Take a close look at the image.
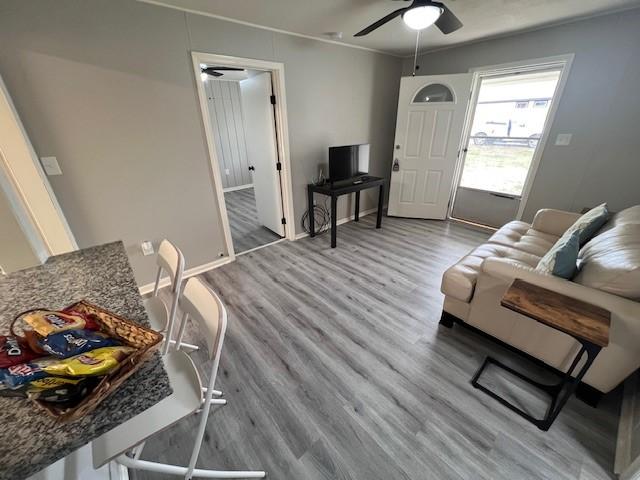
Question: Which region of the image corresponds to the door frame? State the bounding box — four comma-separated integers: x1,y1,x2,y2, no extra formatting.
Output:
0,74,77,261
448,54,574,222
190,52,296,261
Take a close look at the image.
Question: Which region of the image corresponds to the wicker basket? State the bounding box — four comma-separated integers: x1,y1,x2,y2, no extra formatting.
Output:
11,300,163,423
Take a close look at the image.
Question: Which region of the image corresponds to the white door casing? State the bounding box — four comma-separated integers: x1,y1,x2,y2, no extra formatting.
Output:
239,73,285,236
388,74,472,219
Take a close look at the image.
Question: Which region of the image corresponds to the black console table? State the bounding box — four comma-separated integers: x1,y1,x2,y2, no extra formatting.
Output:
307,176,386,248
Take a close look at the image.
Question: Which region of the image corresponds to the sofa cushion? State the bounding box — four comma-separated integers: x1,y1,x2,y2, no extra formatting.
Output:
575,224,640,300
536,229,581,279
486,221,530,248
487,221,558,257
600,205,640,232
441,243,541,303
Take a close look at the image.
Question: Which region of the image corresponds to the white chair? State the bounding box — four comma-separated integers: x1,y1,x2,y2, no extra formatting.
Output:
144,239,197,355
92,277,266,479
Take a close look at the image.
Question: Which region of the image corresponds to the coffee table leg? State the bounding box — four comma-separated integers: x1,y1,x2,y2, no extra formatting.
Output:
354,191,360,222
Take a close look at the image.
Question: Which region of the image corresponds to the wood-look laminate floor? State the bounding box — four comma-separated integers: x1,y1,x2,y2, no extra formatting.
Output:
135,215,620,480
225,187,281,253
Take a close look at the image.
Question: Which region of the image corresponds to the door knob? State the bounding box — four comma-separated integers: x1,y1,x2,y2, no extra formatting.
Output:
248,166,255,171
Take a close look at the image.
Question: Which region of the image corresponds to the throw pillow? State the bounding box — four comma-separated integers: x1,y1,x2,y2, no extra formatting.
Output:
536,229,581,279
567,203,610,246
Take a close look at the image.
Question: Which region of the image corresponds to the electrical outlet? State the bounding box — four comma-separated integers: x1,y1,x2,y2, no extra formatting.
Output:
555,133,572,146
225,168,230,175
41,156,63,175
141,241,154,256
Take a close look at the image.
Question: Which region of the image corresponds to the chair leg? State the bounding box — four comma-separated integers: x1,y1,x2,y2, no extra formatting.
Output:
202,387,222,396
170,339,200,352
116,455,266,478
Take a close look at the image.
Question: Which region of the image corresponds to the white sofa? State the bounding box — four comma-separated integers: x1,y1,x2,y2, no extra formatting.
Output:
440,205,640,400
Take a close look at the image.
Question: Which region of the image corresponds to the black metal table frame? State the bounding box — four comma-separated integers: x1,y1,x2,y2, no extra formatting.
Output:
471,338,601,431
307,177,386,248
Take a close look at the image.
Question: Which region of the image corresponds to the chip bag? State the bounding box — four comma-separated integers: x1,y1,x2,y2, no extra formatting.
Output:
29,376,99,404
39,330,121,358
23,311,90,337
0,336,43,368
0,362,49,388
40,346,135,377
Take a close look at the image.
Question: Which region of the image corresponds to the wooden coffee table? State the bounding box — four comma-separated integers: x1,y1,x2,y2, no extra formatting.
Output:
471,278,611,431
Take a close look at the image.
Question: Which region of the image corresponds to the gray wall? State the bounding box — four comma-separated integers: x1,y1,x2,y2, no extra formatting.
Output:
205,79,252,190
0,0,401,285
403,9,640,221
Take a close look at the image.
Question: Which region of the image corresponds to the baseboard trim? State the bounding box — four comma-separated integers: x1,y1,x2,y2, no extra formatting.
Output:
223,184,253,193
295,207,383,240
138,256,233,295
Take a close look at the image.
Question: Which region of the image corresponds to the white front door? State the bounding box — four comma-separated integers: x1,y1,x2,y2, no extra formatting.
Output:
388,74,472,219
239,73,285,236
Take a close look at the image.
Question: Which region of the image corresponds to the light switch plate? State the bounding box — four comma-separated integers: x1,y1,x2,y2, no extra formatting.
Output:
225,168,230,175
555,134,572,146
141,241,154,256
41,156,63,175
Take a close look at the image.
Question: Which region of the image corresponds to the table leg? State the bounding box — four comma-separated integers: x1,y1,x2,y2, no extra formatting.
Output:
471,340,601,431
354,191,360,222
308,186,315,238
331,195,337,248
376,184,384,228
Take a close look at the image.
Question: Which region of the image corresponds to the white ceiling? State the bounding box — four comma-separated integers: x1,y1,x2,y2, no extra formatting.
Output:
142,0,640,56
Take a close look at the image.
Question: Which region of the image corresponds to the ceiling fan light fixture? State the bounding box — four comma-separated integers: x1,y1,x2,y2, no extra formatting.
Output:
402,5,443,30
200,71,209,82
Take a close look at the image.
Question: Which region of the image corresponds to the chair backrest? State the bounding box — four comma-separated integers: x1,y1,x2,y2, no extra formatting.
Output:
152,240,185,296
178,277,227,360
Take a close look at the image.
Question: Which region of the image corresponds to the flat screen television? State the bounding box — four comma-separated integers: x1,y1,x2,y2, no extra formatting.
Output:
328,144,370,183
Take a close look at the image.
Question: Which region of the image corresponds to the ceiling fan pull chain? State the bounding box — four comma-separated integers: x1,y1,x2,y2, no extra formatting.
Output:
412,29,421,76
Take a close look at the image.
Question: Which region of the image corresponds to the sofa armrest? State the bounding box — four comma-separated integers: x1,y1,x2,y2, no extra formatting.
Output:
531,209,581,237
482,257,640,349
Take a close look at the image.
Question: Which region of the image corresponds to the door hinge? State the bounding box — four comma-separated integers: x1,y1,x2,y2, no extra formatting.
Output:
276,162,282,171
270,95,276,105
281,217,286,225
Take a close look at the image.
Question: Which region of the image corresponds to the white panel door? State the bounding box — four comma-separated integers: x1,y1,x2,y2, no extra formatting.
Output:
239,73,284,236
388,74,472,219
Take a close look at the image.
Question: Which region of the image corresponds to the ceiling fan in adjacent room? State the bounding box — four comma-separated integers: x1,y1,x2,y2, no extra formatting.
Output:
354,0,463,36
200,66,245,78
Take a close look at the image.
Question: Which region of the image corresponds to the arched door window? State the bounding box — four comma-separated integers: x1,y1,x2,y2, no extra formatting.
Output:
413,84,454,103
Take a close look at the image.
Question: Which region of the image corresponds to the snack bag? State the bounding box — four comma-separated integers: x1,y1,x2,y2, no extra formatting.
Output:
41,346,135,377
61,308,101,331
0,336,43,368
0,362,48,388
28,376,99,404
23,311,89,336
39,330,121,358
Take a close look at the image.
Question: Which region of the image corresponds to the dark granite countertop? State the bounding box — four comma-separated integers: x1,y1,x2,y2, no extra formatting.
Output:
0,242,172,480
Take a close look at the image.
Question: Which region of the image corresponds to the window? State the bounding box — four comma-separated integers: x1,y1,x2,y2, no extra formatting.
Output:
515,101,528,109
533,100,548,108
413,84,453,103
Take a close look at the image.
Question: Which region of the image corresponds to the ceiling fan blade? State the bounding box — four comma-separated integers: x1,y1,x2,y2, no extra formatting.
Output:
354,7,408,37
435,4,463,34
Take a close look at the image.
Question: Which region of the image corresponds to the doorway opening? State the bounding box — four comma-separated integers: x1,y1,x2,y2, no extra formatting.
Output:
450,57,571,228
192,53,295,259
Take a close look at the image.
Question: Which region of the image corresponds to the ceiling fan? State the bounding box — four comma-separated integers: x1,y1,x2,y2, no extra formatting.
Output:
200,66,245,78
354,0,463,37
